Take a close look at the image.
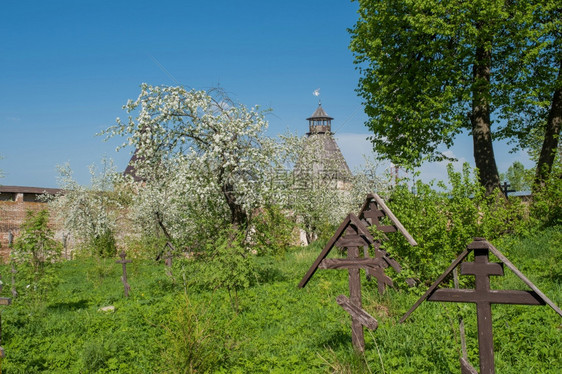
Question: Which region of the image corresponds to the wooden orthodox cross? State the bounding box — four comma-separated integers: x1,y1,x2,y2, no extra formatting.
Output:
358,194,417,246
355,193,417,292
401,238,562,374
299,213,381,351
500,182,516,198
116,251,132,297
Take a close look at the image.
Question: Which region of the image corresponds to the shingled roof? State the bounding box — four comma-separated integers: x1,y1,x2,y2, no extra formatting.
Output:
296,104,352,183
306,105,334,121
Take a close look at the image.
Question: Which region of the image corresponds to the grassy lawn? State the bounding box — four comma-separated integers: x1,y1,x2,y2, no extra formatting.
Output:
0,226,560,373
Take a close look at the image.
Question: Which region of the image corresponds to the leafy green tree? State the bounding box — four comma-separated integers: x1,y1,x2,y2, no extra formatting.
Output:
13,209,60,281
350,0,561,194
501,161,531,191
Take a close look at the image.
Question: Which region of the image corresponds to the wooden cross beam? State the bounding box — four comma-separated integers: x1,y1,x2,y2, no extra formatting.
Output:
355,194,418,292
359,193,417,246
299,214,381,351
500,182,516,197
116,251,132,297
401,238,562,374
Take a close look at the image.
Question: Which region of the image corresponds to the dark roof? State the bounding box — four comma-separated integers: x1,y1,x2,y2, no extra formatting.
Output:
0,186,61,195
306,104,334,121
123,149,145,182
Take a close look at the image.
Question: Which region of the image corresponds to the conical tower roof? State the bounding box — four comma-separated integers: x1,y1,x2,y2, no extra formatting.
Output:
306,104,334,121
296,104,352,186
123,148,145,182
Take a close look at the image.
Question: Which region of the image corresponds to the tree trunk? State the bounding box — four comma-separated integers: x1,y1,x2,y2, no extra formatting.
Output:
471,39,500,195
534,59,562,189
222,182,247,229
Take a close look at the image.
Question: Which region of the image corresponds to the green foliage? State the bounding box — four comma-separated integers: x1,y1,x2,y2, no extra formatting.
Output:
384,163,530,284
88,230,117,258
159,294,224,373
500,161,532,191
12,210,61,300
13,210,60,274
194,229,258,312
123,234,169,260
531,163,562,227
349,0,561,189
250,205,295,257
0,226,560,373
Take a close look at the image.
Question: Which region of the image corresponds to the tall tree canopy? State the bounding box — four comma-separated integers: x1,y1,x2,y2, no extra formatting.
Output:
104,84,284,232
350,0,561,193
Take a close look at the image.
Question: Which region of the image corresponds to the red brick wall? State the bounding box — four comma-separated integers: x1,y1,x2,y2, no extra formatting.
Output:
0,198,56,259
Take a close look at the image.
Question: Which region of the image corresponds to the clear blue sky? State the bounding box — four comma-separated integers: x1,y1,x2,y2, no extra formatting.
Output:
1,0,529,188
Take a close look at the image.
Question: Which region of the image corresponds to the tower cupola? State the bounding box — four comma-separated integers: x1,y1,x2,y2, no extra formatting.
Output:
306,104,333,135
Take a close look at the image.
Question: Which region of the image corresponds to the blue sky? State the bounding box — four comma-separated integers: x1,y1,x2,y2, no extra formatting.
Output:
1,0,530,188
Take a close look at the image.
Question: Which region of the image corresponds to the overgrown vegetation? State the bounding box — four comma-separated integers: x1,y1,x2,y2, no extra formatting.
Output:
0,224,559,373
4,84,558,372
382,164,533,285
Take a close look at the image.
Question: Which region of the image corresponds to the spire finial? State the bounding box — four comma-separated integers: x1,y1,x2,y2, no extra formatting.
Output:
313,88,321,106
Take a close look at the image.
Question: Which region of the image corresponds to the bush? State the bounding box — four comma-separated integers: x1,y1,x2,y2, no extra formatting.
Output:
159,294,224,373
531,164,562,227
250,204,296,256
89,230,118,258
384,163,531,285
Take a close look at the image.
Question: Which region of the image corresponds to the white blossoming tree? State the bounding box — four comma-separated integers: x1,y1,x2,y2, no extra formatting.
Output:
104,85,293,248
46,159,124,257
103,84,390,255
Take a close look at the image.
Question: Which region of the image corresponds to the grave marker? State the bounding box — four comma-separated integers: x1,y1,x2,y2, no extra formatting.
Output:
299,213,380,351
500,182,516,198
354,193,417,292
401,238,562,374
10,264,17,299
116,251,132,297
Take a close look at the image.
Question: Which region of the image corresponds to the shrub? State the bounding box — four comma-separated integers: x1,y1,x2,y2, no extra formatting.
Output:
250,204,296,256
531,164,562,227
384,163,531,285
159,294,223,373
13,209,60,276
88,229,117,258
194,228,258,312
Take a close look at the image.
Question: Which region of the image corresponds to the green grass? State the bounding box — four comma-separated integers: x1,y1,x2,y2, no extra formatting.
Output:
0,227,560,373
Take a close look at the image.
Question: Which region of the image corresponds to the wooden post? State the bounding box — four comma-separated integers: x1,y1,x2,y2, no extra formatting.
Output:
402,238,562,373
347,245,365,352
298,214,382,352
116,251,132,297
0,274,12,362
453,268,468,363
10,264,17,299
164,242,175,283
